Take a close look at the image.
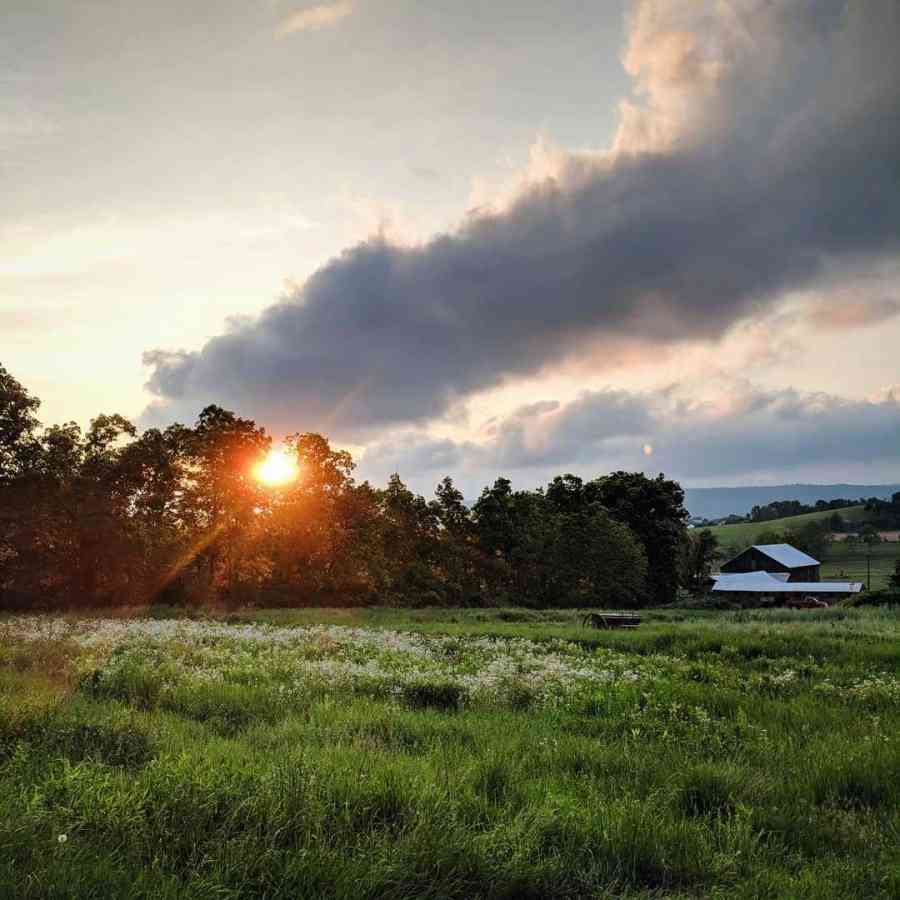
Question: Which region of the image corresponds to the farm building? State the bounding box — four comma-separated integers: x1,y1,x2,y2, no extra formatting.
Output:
711,571,863,601
720,543,820,582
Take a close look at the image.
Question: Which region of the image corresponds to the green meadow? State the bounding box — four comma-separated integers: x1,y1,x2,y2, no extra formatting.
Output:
820,541,900,591
705,505,871,549
1,607,898,900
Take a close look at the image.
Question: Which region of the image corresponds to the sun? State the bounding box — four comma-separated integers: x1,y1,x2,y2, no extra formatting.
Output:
254,448,299,487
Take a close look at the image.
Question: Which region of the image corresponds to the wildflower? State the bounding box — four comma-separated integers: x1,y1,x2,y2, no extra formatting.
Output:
57,834,67,844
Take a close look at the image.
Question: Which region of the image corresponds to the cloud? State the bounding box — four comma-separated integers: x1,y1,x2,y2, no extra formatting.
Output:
144,0,900,440
358,380,900,494
810,297,900,331
276,1,354,37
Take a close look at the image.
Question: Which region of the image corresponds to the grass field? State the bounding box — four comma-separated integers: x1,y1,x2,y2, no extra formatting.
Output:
705,505,871,548
1,607,898,899
821,541,900,591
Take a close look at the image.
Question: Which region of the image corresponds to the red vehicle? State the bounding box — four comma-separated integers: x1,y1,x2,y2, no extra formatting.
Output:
786,595,830,609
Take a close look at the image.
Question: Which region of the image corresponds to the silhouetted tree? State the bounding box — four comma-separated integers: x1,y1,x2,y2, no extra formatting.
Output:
682,529,719,592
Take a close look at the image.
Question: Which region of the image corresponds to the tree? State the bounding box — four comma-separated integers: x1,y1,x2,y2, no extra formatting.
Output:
429,477,483,605
784,520,831,560
471,475,649,608
376,474,442,604
177,405,271,600
682,529,719,592
0,363,41,480
586,472,688,605
890,558,900,591
860,524,882,546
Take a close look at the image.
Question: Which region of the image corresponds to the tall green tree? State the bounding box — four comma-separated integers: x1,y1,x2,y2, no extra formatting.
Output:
587,471,688,605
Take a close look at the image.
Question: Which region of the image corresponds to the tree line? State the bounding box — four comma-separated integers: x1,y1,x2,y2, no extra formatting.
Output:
747,498,860,523
1,364,695,611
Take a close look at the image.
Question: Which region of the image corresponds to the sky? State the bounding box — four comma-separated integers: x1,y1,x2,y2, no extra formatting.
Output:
3,0,900,496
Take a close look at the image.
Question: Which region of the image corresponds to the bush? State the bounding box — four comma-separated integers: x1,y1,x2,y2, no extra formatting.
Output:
843,589,900,608
400,682,465,712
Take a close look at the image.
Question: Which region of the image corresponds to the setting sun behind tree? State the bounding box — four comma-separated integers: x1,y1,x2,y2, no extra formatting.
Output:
254,448,299,487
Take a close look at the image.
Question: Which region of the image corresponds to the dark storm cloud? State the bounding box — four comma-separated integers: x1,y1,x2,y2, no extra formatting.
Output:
143,1,900,438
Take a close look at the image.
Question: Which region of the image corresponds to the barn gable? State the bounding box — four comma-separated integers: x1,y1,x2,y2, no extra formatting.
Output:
720,543,821,583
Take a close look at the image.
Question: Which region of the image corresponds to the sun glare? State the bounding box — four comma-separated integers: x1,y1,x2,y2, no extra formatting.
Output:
254,449,299,487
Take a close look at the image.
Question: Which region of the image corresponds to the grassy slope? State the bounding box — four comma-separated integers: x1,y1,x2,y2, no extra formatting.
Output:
706,504,871,548
821,541,900,591
1,608,899,899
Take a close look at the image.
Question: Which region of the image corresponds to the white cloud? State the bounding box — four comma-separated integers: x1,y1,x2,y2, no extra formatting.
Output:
276,1,354,37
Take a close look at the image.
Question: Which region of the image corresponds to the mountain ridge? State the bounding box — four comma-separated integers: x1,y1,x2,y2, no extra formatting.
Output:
684,483,900,520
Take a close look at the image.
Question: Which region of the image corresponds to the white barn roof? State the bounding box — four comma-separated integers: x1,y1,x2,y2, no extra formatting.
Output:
712,572,862,594
752,544,820,568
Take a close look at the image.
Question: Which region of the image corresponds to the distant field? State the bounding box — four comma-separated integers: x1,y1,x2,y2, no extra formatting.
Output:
1,608,899,899
821,541,900,591
706,505,871,549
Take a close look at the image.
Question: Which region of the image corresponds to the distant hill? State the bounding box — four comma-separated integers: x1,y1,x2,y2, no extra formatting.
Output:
704,505,871,549
683,484,900,520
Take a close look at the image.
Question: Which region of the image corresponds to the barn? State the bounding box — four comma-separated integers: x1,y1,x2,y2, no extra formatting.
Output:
711,571,863,602
720,543,820,583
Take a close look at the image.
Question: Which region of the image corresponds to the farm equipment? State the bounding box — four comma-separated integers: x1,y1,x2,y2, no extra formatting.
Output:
582,612,642,630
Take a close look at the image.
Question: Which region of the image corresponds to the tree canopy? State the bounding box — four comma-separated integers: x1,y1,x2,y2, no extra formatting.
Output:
0,364,690,611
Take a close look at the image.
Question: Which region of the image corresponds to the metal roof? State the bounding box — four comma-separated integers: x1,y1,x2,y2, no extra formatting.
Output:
712,572,862,593
752,543,820,568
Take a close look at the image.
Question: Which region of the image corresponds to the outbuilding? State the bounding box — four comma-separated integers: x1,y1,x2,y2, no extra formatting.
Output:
711,571,862,598
720,543,821,583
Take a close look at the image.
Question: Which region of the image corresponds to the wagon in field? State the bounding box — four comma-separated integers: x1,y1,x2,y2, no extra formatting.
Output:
582,612,641,630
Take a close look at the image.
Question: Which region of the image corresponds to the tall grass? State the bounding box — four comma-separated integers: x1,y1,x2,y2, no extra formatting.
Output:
0,608,897,899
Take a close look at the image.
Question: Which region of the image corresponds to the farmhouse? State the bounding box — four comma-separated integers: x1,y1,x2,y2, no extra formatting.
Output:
720,543,820,582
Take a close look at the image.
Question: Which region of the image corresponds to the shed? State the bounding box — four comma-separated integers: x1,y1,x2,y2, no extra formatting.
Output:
720,543,820,583
711,571,862,599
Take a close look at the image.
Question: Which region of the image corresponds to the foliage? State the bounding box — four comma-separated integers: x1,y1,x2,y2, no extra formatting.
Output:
844,589,900,608
681,529,718,592
747,497,861,523
472,475,649,608
2,365,684,611
864,493,900,529
587,471,688,605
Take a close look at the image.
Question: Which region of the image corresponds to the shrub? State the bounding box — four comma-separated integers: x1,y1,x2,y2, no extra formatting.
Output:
843,589,900,608
400,682,465,712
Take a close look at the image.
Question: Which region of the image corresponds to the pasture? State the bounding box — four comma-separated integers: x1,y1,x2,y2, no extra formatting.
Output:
705,505,871,548
1,607,898,899
820,541,900,591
